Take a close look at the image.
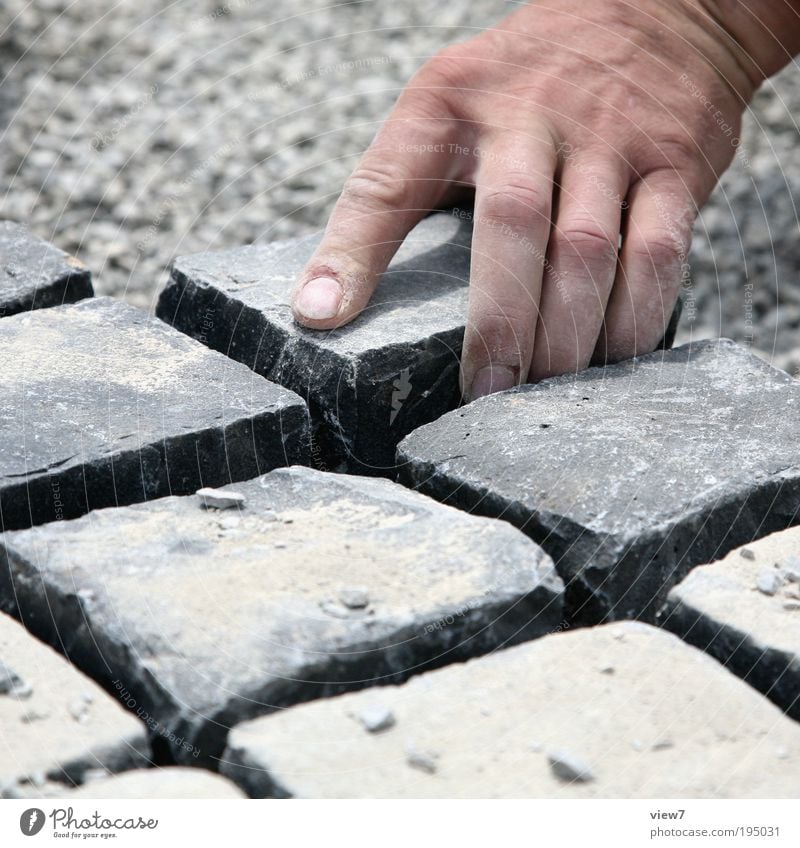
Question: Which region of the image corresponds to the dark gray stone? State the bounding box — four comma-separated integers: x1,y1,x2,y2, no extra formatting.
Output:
157,211,682,476
157,211,471,476
0,466,563,764
0,297,309,531
659,530,800,720
397,339,800,623
0,221,93,318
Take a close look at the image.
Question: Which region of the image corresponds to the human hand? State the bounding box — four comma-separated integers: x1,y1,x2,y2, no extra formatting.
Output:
291,0,793,401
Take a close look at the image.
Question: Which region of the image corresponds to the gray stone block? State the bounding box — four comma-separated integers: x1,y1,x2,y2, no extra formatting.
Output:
0,297,310,531
1,221,93,318
397,339,800,623
0,611,148,798
157,211,471,476
220,621,800,798
660,530,800,720
43,768,246,799
0,466,562,764
158,209,683,477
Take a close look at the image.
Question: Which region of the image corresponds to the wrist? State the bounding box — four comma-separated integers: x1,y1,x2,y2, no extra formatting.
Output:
691,0,800,84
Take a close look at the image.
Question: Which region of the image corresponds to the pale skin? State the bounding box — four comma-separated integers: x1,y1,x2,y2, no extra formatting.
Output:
291,0,800,401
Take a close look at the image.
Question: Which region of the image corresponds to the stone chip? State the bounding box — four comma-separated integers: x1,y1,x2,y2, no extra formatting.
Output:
197,487,247,510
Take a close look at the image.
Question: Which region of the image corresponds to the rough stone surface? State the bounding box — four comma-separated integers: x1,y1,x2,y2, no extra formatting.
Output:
0,611,148,799
398,338,800,623
0,466,562,765
221,621,800,798
0,297,309,531
158,212,471,475
660,530,800,720
41,768,246,799
159,212,680,477
0,221,93,319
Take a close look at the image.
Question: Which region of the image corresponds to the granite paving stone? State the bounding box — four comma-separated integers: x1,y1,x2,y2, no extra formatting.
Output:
660,529,800,720
157,211,471,475
42,768,246,799
220,622,800,798
1,221,93,319
397,339,800,622
0,611,148,799
0,466,562,765
158,211,682,476
0,297,309,531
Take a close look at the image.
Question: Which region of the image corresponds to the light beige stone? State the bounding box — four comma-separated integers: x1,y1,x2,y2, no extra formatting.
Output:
661,529,800,719
48,768,245,799
222,622,800,798
0,612,148,798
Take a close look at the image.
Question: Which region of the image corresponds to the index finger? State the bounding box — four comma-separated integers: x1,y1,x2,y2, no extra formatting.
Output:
292,102,459,329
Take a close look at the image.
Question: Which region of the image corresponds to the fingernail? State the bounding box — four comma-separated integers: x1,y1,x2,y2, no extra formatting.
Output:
470,365,517,401
295,276,343,321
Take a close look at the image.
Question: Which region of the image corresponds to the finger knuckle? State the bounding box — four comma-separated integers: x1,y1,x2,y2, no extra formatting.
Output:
417,44,475,90
465,308,533,362
628,229,683,274
553,224,618,266
341,160,416,211
480,179,550,229
650,133,698,170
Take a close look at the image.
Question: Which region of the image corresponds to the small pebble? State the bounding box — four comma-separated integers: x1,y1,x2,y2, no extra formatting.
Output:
782,556,800,583
739,547,756,561
652,738,674,751
318,600,350,619
339,587,370,609
783,600,800,611
598,665,615,675
357,704,396,733
547,750,595,783
0,661,32,699
68,693,93,723
405,745,439,775
20,709,50,724
196,487,246,510
756,569,783,596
